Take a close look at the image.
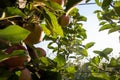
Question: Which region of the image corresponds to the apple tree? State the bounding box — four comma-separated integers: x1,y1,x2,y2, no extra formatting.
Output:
0,0,91,80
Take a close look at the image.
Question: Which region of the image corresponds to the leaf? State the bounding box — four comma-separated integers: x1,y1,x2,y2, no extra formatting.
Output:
81,49,88,56
108,25,120,33
99,21,106,25
95,0,102,6
44,8,64,37
0,25,30,43
85,42,95,49
109,58,118,67
65,0,82,11
99,24,112,31
5,7,26,17
92,56,100,65
45,1,63,10
102,0,113,10
92,73,109,79
41,24,51,35
66,66,76,74
54,54,66,68
93,50,101,54
102,48,113,55
114,6,120,17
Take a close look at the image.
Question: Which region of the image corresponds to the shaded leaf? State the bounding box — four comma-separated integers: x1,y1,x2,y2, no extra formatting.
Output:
0,25,30,43
5,7,26,17
102,0,113,10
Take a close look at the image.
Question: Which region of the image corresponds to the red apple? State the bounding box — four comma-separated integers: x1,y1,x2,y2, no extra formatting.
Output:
51,0,64,7
0,56,28,71
19,68,32,80
36,47,46,57
23,23,44,44
5,44,27,54
58,14,70,27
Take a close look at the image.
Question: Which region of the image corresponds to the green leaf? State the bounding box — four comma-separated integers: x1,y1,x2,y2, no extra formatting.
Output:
95,0,102,6
65,0,83,11
109,58,118,67
102,0,113,10
92,56,100,65
41,24,51,35
66,66,76,74
45,1,63,10
99,21,107,25
0,25,30,43
5,7,26,17
114,1,120,7
108,25,120,33
81,49,88,56
85,42,95,49
102,48,113,55
92,73,109,79
44,8,64,37
99,24,112,31
114,6,120,17
54,54,66,68
93,50,101,54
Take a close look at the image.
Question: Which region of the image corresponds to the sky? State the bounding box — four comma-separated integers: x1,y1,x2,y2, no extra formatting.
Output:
78,1,120,58
35,0,120,58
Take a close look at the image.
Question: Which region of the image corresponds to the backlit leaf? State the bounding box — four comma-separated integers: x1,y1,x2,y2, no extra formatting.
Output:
85,42,95,49
99,24,112,31
108,25,120,33
0,25,30,43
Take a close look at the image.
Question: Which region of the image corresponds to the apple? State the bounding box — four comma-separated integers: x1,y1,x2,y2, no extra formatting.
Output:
23,23,44,44
36,47,46,57
58,14,70,27
19,68,32,80
0,56,28,71
5,44,27,54
51,0,64,7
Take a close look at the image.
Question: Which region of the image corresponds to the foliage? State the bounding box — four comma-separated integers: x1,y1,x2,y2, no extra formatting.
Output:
0,0,120,80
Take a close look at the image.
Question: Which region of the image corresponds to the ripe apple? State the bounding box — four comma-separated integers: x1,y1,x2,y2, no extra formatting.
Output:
58,14,70,27
19,68,32,80
51,0,64,7
36,47,46,57
24,23,44,44
0,56,28,71
5,44,27,54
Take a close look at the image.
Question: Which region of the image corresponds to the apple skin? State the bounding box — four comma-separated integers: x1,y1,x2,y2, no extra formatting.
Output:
51,0,64,7
5,45,26,54
58,14,70,27
0,56,28,71
36,47,46,57
23,23,44,44
19,68,32,80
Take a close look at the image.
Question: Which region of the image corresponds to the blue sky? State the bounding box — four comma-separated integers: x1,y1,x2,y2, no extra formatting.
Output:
78,1,120,58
